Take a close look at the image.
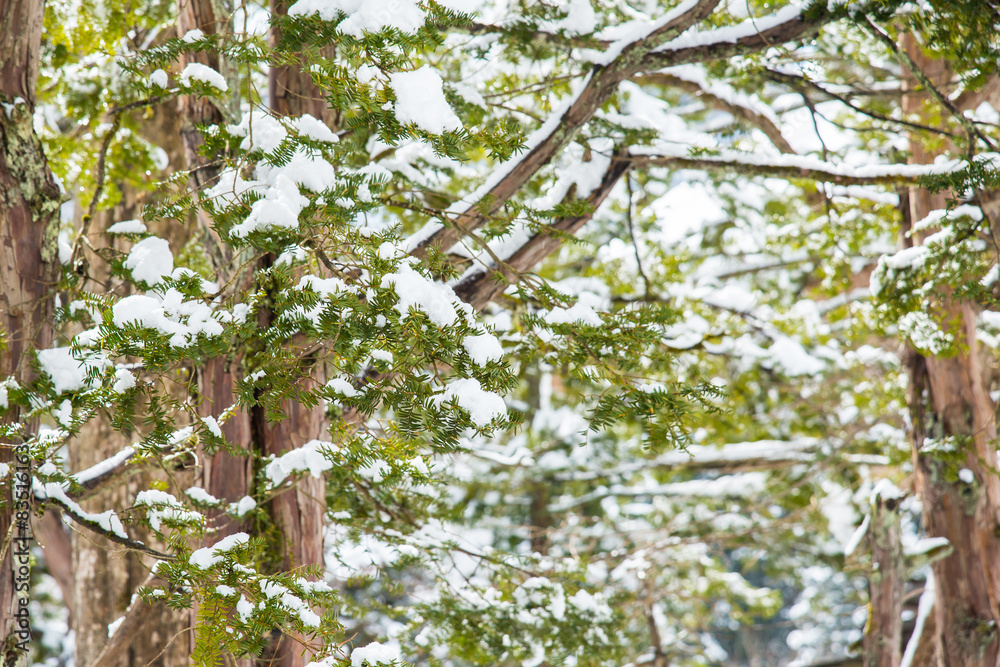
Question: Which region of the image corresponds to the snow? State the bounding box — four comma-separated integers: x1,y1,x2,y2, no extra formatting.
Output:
202,415,222,438
586,0,702,65
135,489,204,531
111,292,224,348
123,237,173,284
186,487,220,505
664,64,781,127
381,263,462,327
179,63,228,92
215,584,237,597
148,70,168,89
39,481,129,539
463,333,504,365
403,70,597,253
107,616,125,637
870,478,903,503
229,175,308,238
900,572,934,667
843,513,870,557
38,347,109,394
959,468,975,484
442,378,506,427
630,144,995,181
189,532,250,569
265,439,335,486
351,641,401,667
899,311,950,354
435,0,485,12
108,219,148,234
769,336,826,377
236,595,254,621
288,0,426,36
390,66,462,134
905,536,950,557
545,292,605,326
327,377,359,398
228,112,288,154
231,496,257,517
256,149,337,193
112,368,136,393
541,0,597,35
653,4,802,53
293,114,339,143
181,28,204,42
73,446,136,485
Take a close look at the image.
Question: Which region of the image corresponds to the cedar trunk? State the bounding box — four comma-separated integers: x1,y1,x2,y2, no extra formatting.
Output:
902,36,1000,667
0,0,62,660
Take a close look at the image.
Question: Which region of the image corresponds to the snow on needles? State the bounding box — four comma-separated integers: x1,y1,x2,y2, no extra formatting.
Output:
189,532,250,569
442,378,506,427
351,641,400,667
265,440,335,487
123,237,173,284
390,66,462,134
288,0,426,36
179,63,228,92
38,347,110,394
463,333,504,365
381,263,464,327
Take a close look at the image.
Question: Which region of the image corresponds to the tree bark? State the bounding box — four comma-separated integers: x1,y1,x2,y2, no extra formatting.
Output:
863,494,905,667
0,0,62,659
902,35,1000,667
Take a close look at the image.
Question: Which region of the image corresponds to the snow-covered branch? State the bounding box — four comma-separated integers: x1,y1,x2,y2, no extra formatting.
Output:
34,479,175,560
634,67,795,154
629,146,983,186
638,3,834,72
408,0,721,259
551,438,820,482
453,155,631,310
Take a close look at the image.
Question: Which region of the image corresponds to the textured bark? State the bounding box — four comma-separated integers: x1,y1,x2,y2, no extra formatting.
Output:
863,495,905,667
71,187,193,667
902,36,1000,667
0,0,61,658
256,11,334,662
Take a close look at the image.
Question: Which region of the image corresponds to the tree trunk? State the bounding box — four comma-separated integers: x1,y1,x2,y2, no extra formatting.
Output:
863,494,905,667
254,10,335,664
0,0,62,659
902,35,1000,667
70,170,194,667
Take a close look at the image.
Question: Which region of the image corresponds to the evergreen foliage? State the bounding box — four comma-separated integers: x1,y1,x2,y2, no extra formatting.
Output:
7,0,1000,665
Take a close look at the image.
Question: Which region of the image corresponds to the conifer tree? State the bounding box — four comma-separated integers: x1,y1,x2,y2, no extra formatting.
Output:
3,1,1000,667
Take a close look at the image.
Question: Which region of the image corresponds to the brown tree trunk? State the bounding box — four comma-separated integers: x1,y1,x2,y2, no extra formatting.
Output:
255,11,334,663
70,170,194,667
863,494,905,667
0,0,62,659
902,35,1000,667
